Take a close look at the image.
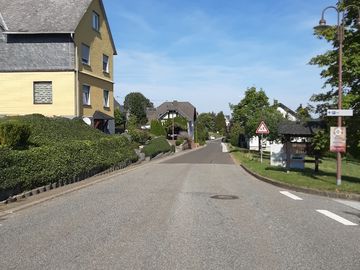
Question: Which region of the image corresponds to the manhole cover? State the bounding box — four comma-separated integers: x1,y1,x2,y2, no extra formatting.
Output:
210,195,239,200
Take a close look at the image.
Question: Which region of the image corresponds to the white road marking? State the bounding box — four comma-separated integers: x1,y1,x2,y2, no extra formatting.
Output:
221,143,228,153
280,191,303,201
316,210,358,226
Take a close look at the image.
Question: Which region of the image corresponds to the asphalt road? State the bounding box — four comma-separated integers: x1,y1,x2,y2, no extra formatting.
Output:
0,140,359,269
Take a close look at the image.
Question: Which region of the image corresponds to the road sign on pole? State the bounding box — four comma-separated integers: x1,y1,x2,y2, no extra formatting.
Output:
330,127,346,153
327,109,353,117
256,121,270,134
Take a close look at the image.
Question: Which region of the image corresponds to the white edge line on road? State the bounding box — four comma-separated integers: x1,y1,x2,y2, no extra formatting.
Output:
316,210,358,226
280,191,303,201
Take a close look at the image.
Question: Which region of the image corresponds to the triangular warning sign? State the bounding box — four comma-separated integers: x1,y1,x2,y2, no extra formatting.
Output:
256,121,270,134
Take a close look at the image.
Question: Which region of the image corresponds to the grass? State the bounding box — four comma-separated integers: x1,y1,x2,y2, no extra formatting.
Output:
230,147,360,194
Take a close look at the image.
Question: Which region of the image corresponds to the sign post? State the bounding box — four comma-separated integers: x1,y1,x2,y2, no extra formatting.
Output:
256,121,270,163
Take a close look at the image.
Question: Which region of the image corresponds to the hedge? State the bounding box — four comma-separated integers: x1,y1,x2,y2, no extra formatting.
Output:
0,136,138,200
142,137,172,158
0,121,31,148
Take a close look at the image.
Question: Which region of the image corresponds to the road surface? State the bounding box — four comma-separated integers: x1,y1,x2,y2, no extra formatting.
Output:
0,140,359,269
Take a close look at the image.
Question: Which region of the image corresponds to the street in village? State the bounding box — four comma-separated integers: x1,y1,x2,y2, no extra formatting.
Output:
0,140,359,270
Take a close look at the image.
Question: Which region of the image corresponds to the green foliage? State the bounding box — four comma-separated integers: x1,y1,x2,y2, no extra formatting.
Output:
128,129,150,145
296,104,311,121
0,121,31,148
142,137,171,158
310,0,360,156
214,111,226,134
124,92,152,125
0,115,138,199
229,122,244,147
311,130,329,156
150,120,166,136
231,87,284,141
164,116,188,131
195,122,208,145
176,138,185,146
197,113,216,132
114,108,126,128
0,136,138,197
0,114,106,146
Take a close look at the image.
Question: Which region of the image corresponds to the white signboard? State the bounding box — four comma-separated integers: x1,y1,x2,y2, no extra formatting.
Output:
327,109,353,117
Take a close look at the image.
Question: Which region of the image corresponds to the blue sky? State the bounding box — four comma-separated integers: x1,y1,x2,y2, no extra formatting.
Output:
104,0,337,115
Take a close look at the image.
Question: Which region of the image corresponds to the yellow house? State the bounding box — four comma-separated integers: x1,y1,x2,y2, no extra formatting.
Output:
0,0,117,133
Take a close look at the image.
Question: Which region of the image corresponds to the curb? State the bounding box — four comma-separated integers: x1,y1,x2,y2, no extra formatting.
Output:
239,163,360,202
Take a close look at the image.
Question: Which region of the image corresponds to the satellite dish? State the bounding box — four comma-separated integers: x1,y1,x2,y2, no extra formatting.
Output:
83,117,92,126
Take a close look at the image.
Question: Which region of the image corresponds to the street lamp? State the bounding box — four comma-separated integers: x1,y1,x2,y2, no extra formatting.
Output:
315,1,360,186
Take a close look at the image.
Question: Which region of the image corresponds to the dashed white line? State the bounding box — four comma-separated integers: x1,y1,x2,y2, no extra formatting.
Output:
280,191,303,201
316,210,358,226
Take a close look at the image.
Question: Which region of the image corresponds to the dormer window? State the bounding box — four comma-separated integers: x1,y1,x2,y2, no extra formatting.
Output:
92,11,100,31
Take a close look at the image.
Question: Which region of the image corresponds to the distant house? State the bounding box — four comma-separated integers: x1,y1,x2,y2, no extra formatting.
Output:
0,0,117,133
146,101,197,140
248,101,299,151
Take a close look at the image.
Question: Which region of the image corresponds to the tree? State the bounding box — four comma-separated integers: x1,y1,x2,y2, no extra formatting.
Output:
196,113,216,132
150,120,166,136
214,111,226,134
124,92,153,125
231,87,283,141
295,104,311,121
309,0,360,156
114,108,126,132
310,130,329,172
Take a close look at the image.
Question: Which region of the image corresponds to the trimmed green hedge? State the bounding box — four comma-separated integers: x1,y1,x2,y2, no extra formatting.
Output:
142,137,172,158
0,136,138,199
0,121,31,148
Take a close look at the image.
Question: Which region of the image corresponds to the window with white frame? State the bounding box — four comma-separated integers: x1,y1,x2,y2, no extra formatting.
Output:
103,54,109,73
103,90,109,107
92,11,100,31
81,43,90,65
83,85,91,105
33,82,52,104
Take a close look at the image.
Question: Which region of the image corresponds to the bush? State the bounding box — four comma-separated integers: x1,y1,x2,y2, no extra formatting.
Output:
229,123,244,147
176,138,185,146
128,128,150,145
0,136,138,199
150,120,166,136
142,137,171,158
0,121,31,148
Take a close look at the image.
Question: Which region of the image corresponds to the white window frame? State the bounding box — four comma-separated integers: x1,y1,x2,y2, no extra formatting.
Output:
103,54,109,73
103,89,110,108
92,11,100,31
83,85,91,105
81,43,90,65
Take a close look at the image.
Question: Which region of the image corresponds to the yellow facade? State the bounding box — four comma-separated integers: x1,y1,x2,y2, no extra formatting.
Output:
0,72,75,116
74,0,115,118
0,0,116,122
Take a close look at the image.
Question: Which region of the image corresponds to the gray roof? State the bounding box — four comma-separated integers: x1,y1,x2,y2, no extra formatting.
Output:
0,34,75,71
0,0,92,33
278,120,326,137
147,101,197,122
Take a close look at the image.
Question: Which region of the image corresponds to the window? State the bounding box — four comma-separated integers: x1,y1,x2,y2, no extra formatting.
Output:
103,54,109,73
83,85,91,105
92,11,100,31
81,44,90,65
103,90,109,107
34,82,52,104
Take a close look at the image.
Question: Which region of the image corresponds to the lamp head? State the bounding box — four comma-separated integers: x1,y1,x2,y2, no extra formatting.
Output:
314,18,331,31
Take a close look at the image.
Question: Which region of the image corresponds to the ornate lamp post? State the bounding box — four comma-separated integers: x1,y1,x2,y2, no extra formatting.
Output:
315,1,360,186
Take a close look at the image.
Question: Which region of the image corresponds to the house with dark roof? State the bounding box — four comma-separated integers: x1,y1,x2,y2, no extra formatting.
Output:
146,101,197,140
0,0,117,133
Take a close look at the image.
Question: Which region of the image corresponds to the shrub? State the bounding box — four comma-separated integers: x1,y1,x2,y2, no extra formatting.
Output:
0,121,31,148
128,128,150,145
142,137,171,158
150,120,166,136
176,138,185,146
0,136,138,199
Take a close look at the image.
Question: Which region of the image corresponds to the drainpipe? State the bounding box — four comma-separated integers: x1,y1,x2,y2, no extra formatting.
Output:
71,33,80,117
